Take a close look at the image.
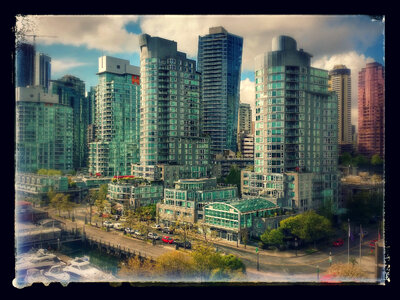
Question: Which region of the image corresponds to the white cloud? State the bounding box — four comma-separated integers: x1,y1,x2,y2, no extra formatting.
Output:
16,15,140,54
140,15,383,72
312,51,375,129
51,58,91,74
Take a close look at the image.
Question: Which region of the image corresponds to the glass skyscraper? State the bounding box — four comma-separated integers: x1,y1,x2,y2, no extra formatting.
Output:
136,34,211,168
242,36,339,212
34,53,51,91
51,75,88,170
198,26,243,154
88,56,141,176
16,86,73,173
16,42,35,88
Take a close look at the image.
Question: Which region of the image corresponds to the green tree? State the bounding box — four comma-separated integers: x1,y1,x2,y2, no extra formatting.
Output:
280,210,333,247
239,227,249,248
155,251,195,280
225,164,241,195
50,193,64,216
343,190,383,224
260,228,285,248
371,154,383,166
317,198,335,224
37,169,62,176
61,195,76,219
84,190,98,225
339,152,353,166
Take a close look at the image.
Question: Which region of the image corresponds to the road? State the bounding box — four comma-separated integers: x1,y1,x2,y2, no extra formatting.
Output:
46,206,381,282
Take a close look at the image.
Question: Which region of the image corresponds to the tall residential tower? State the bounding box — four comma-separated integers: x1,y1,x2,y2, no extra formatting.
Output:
88,56,141,176
132,34,212,183
329,65,352,154
357,62,385,158
198,27,243,153
242,36,339,212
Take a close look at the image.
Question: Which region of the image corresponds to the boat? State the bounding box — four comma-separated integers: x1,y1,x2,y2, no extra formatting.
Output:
16,249,65,272
63,256,115,282
43,264,71,283
24,268,51,286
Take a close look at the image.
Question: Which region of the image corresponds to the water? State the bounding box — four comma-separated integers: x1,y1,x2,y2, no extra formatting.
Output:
58,241,123,276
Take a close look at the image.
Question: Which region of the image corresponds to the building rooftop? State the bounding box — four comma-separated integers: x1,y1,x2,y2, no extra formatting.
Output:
227,198,279,213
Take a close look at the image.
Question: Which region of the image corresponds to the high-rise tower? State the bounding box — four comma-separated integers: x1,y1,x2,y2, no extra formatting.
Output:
242,36,339,212
51,75,88,170
34,53,51,90
358,62,385,158
88,56,141,176
132,34,212,183
198,26,243,153
16,42,35,88
329,65,352,154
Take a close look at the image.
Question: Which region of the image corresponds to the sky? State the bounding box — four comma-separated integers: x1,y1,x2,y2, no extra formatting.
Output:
15,15,385,129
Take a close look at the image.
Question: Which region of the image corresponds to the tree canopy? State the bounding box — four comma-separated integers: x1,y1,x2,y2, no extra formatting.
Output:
37,169,62,176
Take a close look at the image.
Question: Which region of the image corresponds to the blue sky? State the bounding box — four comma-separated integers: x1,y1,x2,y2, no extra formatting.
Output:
18,15,385,125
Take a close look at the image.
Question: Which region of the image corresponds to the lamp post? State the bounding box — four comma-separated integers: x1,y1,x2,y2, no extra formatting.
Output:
295,237,298,257
256,247,259,271
316,265,319,281
329,251,332,266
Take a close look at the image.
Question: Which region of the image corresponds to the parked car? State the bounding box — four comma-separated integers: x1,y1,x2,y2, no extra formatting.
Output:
152,224,161,230
173,239,191,249
162,227,174,234
333,238,344,247
113,223,124,231
134,230,143,236
161,236,174,244
103,221,113,228
125,228,133,234
148,232,160,240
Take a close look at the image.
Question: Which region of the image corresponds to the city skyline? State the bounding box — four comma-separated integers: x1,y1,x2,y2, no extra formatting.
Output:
16,15,385,129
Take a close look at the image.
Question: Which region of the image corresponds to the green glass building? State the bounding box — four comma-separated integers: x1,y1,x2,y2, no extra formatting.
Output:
157,177,238,226
16,86,73,173
51,75,88,170
88,56,140,177
204,198,280,241
242,36,339,211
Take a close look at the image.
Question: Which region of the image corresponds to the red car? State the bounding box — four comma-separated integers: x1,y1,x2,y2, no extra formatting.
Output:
162,236,174,244
333,238,344,247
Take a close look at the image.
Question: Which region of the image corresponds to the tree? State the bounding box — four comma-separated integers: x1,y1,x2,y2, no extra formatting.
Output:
155,250,195,280
61,195,77,219
371,154,383,166
84,190,98,225
50,193,64,216
118,255,156,279
279,210,333,247
317,198,335,224
225,164,241,195
37,169,62,176
339,152,353,166
260,228,285,248
343,190,383,225
239,227,249,248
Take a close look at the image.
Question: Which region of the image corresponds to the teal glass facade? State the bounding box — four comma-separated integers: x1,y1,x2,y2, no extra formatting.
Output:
138,34,210,168
16,95,73,173
51,76,88,170
246,36,339,210
88,57,140,177
198,27,243,153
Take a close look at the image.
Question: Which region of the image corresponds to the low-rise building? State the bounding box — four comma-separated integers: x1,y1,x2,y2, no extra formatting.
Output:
157,177,238,226
203,197,284,241
132,163,214,188
15,173,88,203
107,177,163,210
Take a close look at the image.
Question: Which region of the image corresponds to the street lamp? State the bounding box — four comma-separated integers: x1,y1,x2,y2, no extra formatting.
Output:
295,237,298,257
329,251,332,266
